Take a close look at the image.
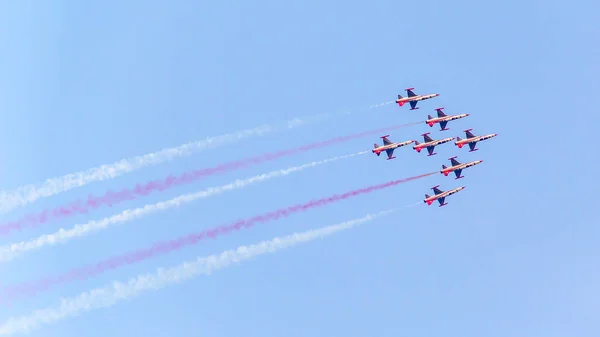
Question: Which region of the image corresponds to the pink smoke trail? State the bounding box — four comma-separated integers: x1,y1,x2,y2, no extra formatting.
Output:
0,122,422,237
0,171,435,302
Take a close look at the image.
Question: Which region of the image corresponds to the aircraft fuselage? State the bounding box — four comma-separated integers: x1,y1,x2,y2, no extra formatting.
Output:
426,113,469,127
455,133,498,147
413,137,455,151
397,93,439,105
373,140,414,155
424,186,465,205
441,160,483,176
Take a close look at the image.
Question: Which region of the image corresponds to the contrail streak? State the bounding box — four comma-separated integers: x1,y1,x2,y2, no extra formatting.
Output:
0,151,369,264
0,101,394,215
0,171,435,301
0,120,420,237
0,208,398,336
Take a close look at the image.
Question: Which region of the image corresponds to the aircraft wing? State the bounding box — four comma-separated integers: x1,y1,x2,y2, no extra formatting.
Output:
432,186,443,195
385,148,395,159
468,142,477,151
409,101,418,109
450,157,461,166
439,120,448,130
453,168,463,178
382,136,392,145
422,133,433,143
406,88,417,97
437,196,446,205
427,145,436,156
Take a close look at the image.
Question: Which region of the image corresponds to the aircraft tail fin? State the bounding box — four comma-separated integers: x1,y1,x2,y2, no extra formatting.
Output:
425,194,430,199
373,144,381,156
397,94,403,99
442,164,447,169
413,140,420,146
456,136,462,141
427,114,433,119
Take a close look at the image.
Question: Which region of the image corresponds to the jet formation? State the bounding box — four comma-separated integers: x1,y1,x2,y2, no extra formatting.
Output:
372,87,497,207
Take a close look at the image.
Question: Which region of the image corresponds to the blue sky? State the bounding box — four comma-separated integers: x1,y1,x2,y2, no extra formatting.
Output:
0,0,599,336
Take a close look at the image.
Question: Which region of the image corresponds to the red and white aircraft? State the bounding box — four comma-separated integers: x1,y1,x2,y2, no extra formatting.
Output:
424,185,466,207
455,129,498,152
372,135,414,160
441,156,483,179
426,108,469,131
396,88,439,110
413,132,455,156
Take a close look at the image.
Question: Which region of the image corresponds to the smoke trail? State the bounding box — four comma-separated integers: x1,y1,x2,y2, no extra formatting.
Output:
0,101,394,215
0,208,399,335
0,121,420,236
0,151,369,264
0,171,435,301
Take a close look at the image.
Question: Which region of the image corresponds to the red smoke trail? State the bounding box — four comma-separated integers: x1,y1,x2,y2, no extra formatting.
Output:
0,171,435,302
0,122,421,237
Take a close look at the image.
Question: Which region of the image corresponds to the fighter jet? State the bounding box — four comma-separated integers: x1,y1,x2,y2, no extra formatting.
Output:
440,156,483,179
413,132,455,156
396,87,440,110
455,129,498,152
372,135,414,160
424,185,466,207
426,108,469,131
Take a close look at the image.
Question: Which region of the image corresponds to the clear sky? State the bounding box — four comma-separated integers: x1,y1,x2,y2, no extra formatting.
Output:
0,0,599,336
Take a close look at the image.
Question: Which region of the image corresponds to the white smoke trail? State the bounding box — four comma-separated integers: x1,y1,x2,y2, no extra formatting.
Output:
0,208,396,335
0,101,393,215
0,151,369,263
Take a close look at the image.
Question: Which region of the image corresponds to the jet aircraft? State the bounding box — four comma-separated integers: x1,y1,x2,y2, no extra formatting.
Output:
396,88,439,110
424,185,466,207
426,108,469,131
413,132,455,156
441,156,483,179
372,135,414,160
455,129,498,152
